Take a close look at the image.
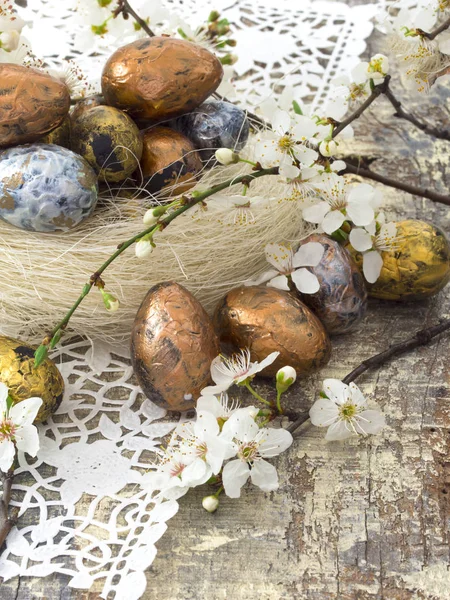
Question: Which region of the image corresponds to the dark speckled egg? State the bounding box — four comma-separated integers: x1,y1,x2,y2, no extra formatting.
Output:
40,115,71,149
71,105,143,183
137,126,202,196
71,94,104,121
0,143,98,233
297,234,367,335
174,100,250,161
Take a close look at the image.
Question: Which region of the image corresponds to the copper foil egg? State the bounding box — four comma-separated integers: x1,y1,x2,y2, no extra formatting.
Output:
138,126,202,196
131,282,220,412
297,234,367,334
349,220,450,301
214,286,331,377
101,37,223,122
71,94,105,121
40,115,72,149
0,64,70,148
71,105,143,183
0,336,64,423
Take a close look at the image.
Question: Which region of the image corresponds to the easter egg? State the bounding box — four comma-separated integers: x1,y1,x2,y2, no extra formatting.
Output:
138,126,202,196
350,220,450,301
214,286,331,377
0,64,70,148
174,100,250,161
40,115,71,148
71,94,105,121
71,105,143,183
101,37,223,122
131,282,220,412
0,144,98,233
0,336,64,423
297,234,367,334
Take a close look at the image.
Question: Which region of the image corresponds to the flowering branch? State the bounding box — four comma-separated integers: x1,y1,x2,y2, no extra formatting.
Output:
418,15,450,40
287,317,450,435
0,460,17,549
343,160,450,206
35,167,279,363
113,0,156,37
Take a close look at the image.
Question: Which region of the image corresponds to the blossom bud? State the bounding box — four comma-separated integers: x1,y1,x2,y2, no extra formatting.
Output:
220,53,238,66
202,495,219,513
135,239,153,258
101,290,120,313
276,366,297,393
215,148,240,165
319,139,338,157
143,208,159,226
0,30,20,52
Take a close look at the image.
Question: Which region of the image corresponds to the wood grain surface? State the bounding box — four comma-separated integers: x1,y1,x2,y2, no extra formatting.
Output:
2,2,450,598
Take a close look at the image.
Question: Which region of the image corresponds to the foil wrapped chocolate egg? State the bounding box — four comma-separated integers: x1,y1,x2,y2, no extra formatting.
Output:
214,286,331,377
173,100,250,161
0,64,70,148
297,234,367,334
131,282,220,412
101,37,223,122
0,143,98,233
40,115,71,148
0,336,64,423
350,220,450,301
71,94,104,121
138,126,202,196
71,105,143,183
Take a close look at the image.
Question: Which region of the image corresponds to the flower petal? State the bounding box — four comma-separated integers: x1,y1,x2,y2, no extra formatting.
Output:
348,382,367,408
10,398,42,427
210,356,234,387
247,269,280,286
291,268,320,294
0,439,15,472
354,410,386,435
195,395,223,418
347,201,374,227
322,209,345,234
250,459,279,492
267,274,290,291
194,411,220,438
248,352,280,377
302,201,330,224
15,425,39,457
0,383,8,414
279,162,301,180
363,250,383,283
222,459,250,498
272,109,292,134
309,398,339,427
258,428,293,457
264,243,293,272
292,242,325,268
349,228,373,252
325,420,354,441
221,410,259,443
322,379,350,405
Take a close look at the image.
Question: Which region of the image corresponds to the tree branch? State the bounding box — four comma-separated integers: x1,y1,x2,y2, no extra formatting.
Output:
113,0,156,37
343,160,450,206
418,15,450,40
0,463,16,550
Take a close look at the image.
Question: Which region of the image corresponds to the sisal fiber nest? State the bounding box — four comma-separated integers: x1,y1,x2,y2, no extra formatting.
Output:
0,136,312,346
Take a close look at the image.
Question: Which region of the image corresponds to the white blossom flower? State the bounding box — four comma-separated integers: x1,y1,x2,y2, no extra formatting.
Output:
349,221,400,283
310,379,385,441
135,239,153,258
352,54,390,83
0,383,42,472
220,409,293,497
201,349,279,396
215,148,240,165
249,242,324,294
303,174,382,234
319,139,338,158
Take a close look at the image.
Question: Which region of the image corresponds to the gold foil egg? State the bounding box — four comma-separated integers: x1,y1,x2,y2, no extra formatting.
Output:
138,126,202,196
71,105,143,183
40,115,72,148
101,37,223,122
350,220,450,301
214,286,331,377
0,336,64,423
131,282,220,412
0,64,70,148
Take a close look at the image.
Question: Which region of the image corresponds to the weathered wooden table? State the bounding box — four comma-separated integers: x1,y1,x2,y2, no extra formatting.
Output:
3,1,450,598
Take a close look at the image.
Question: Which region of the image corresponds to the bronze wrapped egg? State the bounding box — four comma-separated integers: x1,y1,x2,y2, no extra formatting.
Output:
138,126,202,196
101,37,223,122
0,336,64,423
71,105,143,183
349,220,450,301
297,234,367,334
71,94,104,121
40,115,71,148
214,286,331,377
131,282,220,412
0,64,70,148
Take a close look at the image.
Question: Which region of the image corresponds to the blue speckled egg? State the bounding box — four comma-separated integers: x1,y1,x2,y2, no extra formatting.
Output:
174,100,249,161
0,144,98,233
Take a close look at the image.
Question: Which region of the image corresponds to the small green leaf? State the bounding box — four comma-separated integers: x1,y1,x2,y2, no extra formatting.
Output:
208,10,220,22
292,100,303,115
34,345,48,368
91,21,109,35
97,0,112,7
50,330,62,349
6,395,14,411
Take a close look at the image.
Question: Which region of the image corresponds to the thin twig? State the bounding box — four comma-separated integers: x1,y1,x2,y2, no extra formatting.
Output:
344,160,450,206
419,15,450,40
384,83,450,140
0,463,16,549
332,77,391,138
288,318,450,435
113,0,156,37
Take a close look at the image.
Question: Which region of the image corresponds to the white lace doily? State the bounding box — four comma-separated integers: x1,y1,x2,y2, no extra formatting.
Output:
0,1,376,597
